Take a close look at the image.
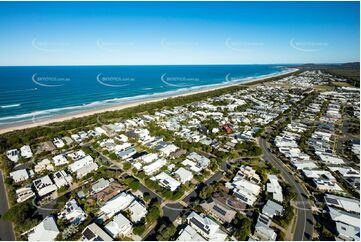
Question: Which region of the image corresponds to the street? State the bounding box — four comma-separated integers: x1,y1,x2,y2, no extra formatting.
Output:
0,171,15,241
259,136,314,241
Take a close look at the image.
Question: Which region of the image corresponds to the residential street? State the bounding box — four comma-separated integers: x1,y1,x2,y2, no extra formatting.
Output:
0,171,15,241
259,135,314,241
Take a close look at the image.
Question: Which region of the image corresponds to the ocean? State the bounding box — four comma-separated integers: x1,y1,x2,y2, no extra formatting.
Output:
0,65,291,128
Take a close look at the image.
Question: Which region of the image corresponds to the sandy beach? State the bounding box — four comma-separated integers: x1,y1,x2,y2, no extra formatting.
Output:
0,68,298,135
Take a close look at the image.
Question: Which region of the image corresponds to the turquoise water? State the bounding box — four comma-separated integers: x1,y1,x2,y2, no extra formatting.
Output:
0,65,291,127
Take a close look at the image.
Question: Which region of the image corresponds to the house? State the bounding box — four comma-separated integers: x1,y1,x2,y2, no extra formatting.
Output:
52,154,68,166
117,147,137,160
328,207,360,241
33,175,57,197
90,181,125,204
10,169,31,183
254,214,277,241
34,159,54,173
200,197,237,223
68,150,86,161
92,178,112,194
226,169,261,206
6,149,19,163
262,200,284,218
159,144,178,157
174,167,193,184
27,216,59,241
58,199,86,225
127,200,147,223
152,172,181,191
52,170,73,188
138,153,158,164
82,223,113,241
76,162,99,179
53,138,65,148
20,145,33,158
186,211,228,241
68,155,94,173
68,155,98,178
104,213,132,239
324,194,360,214
16,187,35,203
176,225,205,241
266,175,283,203
100,192,135,218
313,179,343,192
143,158,167,175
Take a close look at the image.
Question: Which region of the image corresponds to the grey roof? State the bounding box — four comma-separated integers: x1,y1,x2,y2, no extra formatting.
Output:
262,200,284,218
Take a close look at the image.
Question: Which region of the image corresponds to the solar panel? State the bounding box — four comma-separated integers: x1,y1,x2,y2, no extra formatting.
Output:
213,205,227,216
83,228,95,240
325,197,339,205
190,217,210,234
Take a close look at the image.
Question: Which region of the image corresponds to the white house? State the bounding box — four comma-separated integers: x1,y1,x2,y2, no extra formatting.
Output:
52,170,73,188
16,187,35,203
20,145,33,159
152,172,181,191
27,216,59,241
100,192,135,219
82,223,113,241
34,159,54,173
104,213,132,239
328,207,360,241
143,158,167,175
33,175,57,197
177,225,205,241
68,155,94,173
53,138,65,148
6,149,19,163
52,154,69,167
58,199,86,225
266,175,283,203
10,169,30,183
127,200,147,223
159,144,178,157
187,211,227,241
174,167,193,184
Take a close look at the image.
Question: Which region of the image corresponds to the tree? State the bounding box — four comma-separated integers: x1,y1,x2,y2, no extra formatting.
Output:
199,185,213,200
156,223,177,241
143,193,151,203
232,213,252,241
123,162,131,171
133,224,145,236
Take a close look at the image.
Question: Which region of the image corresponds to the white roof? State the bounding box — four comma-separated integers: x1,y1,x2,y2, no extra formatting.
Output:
143,158,167,175
127,200,147,223
174,167,193,183
10,169,29,182
52,154,68,166
105,213,132,239
153,172,181,191
100,192,135,218
329,207,360,228
177,225,205,241
27,216,59,241
33,175,57,197
68,155,94,173
325,194,360,214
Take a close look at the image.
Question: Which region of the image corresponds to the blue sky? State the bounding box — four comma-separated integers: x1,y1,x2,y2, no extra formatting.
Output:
0,1,359,65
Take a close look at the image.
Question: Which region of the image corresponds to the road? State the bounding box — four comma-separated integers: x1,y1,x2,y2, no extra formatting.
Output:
259,136,314,241
0,171,15,241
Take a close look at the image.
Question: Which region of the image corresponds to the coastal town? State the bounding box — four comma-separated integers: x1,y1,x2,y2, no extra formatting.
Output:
0,70,359,241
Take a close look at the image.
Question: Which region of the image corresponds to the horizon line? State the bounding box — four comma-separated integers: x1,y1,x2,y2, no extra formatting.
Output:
0,62,359,67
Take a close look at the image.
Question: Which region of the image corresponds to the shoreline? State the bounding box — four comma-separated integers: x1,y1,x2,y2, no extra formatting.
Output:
0,68,298,134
